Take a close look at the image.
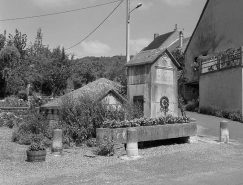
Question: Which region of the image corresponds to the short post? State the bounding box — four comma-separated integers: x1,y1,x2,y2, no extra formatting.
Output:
220,120,229,143
52,129,63,156
126,128,139,157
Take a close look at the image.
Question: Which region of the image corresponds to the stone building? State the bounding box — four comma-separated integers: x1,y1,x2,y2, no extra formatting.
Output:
126,28,189,118
184,0,243,111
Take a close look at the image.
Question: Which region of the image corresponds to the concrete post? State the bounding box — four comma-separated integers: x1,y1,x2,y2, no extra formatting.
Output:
52,129,63,156
220,120,229,143
126,128,139,157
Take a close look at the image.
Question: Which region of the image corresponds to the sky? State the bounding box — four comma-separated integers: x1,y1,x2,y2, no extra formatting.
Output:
0,0,207,58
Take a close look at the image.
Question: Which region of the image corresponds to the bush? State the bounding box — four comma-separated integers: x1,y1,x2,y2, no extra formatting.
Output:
215,110,223,117
185,99,199,112
58,93,143,146
198,106,243,122
85,138,97,147
59,95,97,146
0,112,23,128
229,110,242,122
17,90,28,101
3,96,29,107
222,110,230,119
94,141,114,156
28,94,51,108
11,109,50,145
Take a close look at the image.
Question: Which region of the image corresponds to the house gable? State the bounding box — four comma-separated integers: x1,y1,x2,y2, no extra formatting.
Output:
125,30,180,67
185,0,243,83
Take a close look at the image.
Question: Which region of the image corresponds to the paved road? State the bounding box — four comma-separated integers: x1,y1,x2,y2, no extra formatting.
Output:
187,111,243,143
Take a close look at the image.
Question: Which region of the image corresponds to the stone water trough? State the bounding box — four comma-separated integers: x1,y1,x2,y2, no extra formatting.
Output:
96,119,197,144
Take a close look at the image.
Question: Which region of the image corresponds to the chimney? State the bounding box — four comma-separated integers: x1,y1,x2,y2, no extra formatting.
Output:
174,24,178,31
154,33,159,40
179,31,184,48
4,30,6,36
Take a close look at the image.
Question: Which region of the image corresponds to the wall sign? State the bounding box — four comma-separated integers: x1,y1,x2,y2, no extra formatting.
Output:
155,68,174,85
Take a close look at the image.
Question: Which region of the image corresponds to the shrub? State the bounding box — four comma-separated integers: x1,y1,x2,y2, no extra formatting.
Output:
17,90,28,101
185,99,199,112
215,110,223,117
59,95,97,146
229,110,242,122
85,138,97,147
28,94,50,108
3,96,29,107
0,112,23,128
58,93,143,146
94,141,114,156
198,106,243,122
222,110,230,119
11,109,50,145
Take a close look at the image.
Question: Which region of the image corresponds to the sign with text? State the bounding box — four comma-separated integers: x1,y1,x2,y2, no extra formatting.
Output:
155,68,174,85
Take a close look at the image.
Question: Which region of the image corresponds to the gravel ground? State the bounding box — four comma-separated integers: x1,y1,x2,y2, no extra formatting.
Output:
0,127,123,185
1,125,243,185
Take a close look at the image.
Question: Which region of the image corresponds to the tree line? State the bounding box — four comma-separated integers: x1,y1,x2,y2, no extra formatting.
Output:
0,29,127,98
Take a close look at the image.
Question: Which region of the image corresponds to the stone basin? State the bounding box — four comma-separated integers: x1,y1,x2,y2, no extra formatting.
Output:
96,121,197,144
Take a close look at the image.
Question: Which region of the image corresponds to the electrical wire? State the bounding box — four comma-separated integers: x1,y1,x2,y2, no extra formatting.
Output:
0,0,122,22
65,0,123,50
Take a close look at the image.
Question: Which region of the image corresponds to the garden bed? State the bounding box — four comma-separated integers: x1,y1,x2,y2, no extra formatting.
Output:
96,120,197,144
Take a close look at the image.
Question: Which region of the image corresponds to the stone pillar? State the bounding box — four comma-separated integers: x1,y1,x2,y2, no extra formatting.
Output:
52,129,63,156
220,120,229,143
126,128,139,157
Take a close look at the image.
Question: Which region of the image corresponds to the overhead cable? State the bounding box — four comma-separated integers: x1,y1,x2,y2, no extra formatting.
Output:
0,0,122,22
65,0,123,50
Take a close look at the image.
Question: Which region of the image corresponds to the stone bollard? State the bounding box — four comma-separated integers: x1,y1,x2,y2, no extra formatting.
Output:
51,129,63,156
220,120,229,143
126,128,139,157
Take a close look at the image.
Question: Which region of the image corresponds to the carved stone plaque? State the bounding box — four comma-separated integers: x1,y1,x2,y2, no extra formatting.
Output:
156,68,174,85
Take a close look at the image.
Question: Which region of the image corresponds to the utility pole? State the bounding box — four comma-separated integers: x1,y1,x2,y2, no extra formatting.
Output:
126,0,130,63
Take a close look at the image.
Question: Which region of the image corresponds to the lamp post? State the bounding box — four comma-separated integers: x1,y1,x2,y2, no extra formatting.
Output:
126,0,142,63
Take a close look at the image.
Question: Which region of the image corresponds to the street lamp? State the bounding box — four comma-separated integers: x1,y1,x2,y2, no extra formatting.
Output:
126,0,142,63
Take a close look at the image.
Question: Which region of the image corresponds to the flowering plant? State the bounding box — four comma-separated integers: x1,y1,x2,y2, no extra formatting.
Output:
100,115,190,129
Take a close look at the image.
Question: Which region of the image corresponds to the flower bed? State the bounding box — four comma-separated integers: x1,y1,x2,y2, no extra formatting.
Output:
96,116,197,145
101,115,190,128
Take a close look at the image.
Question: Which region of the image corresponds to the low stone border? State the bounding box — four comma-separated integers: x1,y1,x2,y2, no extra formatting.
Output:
96,121,197,145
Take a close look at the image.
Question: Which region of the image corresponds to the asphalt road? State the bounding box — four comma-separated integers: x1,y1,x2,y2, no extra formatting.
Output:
187,111,243,143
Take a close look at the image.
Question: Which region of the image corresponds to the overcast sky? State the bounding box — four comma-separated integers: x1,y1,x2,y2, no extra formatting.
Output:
0,0,207,58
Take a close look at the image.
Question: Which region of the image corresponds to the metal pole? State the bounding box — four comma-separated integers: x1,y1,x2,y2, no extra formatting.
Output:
126,0,130,63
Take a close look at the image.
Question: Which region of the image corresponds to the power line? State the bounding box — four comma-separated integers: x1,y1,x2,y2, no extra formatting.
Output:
65,0,123,50
0,0,122,22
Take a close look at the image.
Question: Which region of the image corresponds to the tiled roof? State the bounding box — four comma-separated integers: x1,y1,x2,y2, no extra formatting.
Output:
41,78,125,109
143,31,174,51
125,48,165,67
125,30,190,67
